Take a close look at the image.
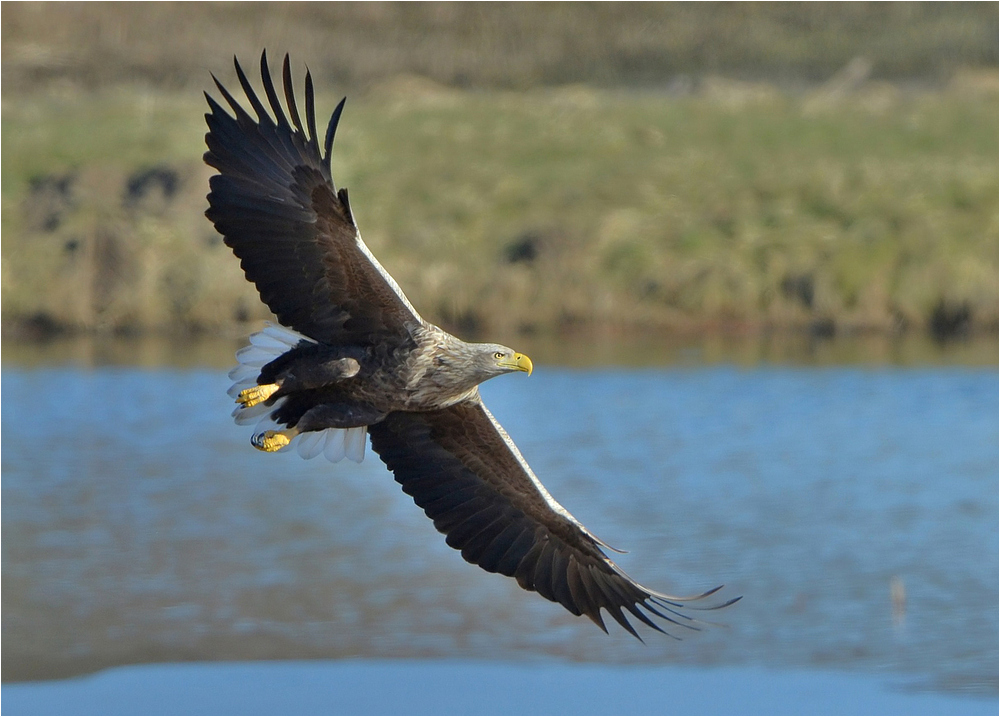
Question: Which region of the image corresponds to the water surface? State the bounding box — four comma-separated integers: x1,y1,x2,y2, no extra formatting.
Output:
2,340,997,700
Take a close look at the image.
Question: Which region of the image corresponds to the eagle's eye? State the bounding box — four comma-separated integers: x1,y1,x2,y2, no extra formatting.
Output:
493,351,504,360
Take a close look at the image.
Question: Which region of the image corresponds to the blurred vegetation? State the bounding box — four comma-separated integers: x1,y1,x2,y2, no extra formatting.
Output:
2,3,997,341
3,3,996,91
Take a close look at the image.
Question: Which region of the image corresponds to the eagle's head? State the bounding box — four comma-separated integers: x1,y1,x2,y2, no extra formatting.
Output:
468,342,533,381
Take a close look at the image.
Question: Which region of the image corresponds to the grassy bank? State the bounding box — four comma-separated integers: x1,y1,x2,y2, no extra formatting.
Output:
2,77,997,340
3,3,996,342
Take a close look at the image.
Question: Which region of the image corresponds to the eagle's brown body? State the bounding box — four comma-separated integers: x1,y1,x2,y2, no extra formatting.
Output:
252,324,515,432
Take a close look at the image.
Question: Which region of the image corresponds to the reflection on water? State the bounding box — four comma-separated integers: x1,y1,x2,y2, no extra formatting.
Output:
3,330,998,370
2,336,997,697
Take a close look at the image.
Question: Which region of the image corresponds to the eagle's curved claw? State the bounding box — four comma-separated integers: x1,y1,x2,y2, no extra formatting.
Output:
251,429,293,452
238,383,279,408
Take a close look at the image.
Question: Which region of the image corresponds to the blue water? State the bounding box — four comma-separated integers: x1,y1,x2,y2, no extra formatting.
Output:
2,363,997,703
3,660,996,716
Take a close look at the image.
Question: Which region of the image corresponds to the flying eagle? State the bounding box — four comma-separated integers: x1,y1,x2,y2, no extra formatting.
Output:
204,52,738,639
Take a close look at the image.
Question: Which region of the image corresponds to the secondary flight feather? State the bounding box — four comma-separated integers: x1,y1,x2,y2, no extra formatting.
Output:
204,51,739,638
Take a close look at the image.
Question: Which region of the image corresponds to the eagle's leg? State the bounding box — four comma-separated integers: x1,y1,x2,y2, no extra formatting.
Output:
237,383,280,408
251,427,299,452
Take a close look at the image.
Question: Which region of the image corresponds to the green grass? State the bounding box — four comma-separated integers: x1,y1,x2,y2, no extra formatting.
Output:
2,82,997,339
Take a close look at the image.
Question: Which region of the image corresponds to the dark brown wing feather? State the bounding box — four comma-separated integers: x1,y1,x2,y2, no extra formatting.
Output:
204,51,421,345
368,398,739,638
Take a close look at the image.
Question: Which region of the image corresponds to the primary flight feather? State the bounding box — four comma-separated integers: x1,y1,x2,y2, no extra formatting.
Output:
204,51,739,638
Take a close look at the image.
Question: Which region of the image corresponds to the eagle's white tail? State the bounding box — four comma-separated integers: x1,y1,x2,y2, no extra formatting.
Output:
229,323,366,463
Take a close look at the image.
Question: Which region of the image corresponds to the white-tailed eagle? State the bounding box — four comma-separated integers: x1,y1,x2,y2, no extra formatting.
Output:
204,52,738,639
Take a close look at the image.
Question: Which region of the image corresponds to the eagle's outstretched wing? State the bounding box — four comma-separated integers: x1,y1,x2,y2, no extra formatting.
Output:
368,397,740,638
204,51,422,345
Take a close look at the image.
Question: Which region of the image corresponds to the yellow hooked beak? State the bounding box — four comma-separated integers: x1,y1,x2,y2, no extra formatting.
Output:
499,352,533,376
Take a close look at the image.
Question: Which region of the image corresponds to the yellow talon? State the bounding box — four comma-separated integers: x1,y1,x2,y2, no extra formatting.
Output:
238,383,280,408
251,429,296,452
